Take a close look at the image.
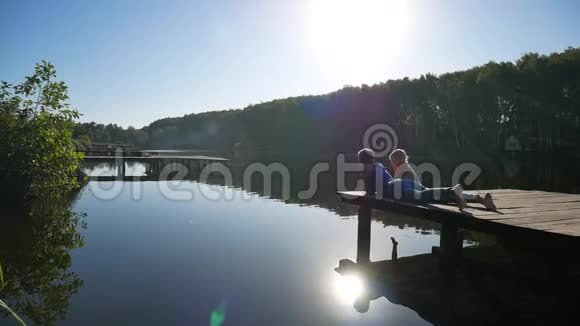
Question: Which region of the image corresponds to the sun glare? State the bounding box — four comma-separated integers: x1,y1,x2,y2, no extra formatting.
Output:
333,274,365,304
308,0,410,84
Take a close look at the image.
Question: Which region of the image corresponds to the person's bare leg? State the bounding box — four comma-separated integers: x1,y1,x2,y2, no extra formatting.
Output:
463,192,479,202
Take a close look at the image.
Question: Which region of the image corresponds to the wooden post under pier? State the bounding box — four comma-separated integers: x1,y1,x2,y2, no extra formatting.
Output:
437,222,462,273
357,204,372,265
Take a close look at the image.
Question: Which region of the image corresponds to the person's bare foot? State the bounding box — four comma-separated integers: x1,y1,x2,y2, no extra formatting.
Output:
481,193,497,211
451,184,467,211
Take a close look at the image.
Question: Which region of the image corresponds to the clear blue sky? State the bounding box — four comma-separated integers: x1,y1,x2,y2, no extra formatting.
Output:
1,0,579,128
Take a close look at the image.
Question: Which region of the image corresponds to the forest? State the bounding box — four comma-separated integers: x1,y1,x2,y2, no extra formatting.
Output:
74,47,580,157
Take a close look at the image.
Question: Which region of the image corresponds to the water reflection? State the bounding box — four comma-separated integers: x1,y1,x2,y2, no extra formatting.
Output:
80,158,443,232
333,274,364,306
0,198,85,326
335,219,580,324
82,160,148,177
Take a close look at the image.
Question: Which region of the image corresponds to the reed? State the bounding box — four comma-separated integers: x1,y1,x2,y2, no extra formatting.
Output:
0,262,26,326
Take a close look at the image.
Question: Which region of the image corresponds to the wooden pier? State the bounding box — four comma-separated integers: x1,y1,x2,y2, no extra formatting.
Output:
83,155,229,162
83,155,229,181
336,189,580,323
338,189,580,247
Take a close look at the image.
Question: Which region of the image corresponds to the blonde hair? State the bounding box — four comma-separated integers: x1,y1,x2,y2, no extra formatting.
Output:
389,149,409,163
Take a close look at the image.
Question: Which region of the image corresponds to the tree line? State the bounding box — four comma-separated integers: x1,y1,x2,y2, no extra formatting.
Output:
75,47,580,157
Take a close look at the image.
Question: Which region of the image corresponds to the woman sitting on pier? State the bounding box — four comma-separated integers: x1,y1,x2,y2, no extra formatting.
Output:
358,148,496,211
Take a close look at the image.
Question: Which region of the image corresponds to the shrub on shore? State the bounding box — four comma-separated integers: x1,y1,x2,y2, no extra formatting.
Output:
0,61,84,199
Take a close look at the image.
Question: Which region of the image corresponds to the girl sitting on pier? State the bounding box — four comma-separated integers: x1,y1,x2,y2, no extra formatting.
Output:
358,148,496,211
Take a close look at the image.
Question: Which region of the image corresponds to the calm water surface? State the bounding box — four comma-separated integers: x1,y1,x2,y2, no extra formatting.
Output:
1,160,446,325
66,182,436,325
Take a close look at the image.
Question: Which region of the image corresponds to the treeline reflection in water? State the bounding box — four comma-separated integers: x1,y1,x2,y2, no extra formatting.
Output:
0,197,85,326
81,154,447,232
82,150,580,228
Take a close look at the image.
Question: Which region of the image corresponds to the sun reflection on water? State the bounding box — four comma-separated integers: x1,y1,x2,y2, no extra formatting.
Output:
333,273,365,305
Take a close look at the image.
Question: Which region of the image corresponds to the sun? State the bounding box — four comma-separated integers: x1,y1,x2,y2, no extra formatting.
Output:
308,0,410,85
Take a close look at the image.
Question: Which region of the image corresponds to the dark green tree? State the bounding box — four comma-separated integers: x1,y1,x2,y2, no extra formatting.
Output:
0,61,84,198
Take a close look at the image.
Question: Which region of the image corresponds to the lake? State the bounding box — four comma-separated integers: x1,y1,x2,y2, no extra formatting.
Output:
1,152,578,325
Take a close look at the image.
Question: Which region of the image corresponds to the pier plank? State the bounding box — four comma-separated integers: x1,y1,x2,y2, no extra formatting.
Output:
338,189,580,239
